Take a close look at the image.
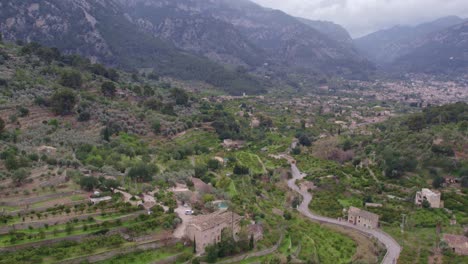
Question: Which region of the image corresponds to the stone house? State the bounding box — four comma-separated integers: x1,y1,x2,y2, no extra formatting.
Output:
347,206,379,229
443,234,468,255
222,139,245,149
90,196,112,204
186,211,242,254
415,188,442,208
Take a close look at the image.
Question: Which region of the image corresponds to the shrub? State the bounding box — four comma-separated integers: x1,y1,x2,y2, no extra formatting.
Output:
151,120,161,134
292,147,301,155
12,169,29,186
298,134,312,147
432,176,445,189
60,70,82,89
194,165,208,178
0,117,4,133
148,72,160,80
170,88,189,106
18,107,29,117
77,111,91,122
50,88,77,115
127,162,159,182
79,176,99,191
207,159,221,171
144,98,163,111
233,165,249,175
462,176,468,188
431,145,455,157
101,82,116,97
34,96,49,107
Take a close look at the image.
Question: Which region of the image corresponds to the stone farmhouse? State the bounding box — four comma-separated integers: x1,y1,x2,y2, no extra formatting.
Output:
348,206,379,229
222,139,245,150
186,211,242,254
443,234,468,255
415,188,442,208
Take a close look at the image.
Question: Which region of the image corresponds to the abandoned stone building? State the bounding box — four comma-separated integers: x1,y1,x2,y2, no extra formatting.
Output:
185,211,242,254
347,206,380,229
415,188,442,208
443,234,468,255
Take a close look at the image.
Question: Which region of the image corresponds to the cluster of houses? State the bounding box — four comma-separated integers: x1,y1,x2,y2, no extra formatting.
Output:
178,184,466,256
342,188,445,230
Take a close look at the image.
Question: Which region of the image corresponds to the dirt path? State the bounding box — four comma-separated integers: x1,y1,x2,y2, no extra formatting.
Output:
367,167,380,183
173,203,192,239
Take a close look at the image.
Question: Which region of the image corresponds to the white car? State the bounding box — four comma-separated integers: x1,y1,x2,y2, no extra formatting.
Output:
184,210,193,215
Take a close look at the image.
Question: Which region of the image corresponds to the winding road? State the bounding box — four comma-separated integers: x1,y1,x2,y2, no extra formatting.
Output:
288,164,401,264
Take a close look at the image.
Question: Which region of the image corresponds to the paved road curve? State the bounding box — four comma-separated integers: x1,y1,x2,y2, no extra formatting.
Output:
288,164,401,264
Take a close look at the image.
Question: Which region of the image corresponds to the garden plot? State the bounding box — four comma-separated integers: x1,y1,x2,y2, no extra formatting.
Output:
236,152,266,175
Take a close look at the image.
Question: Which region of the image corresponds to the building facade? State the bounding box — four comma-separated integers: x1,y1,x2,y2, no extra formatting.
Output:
185,211,242,254
415,188,442,208
348,206,379,229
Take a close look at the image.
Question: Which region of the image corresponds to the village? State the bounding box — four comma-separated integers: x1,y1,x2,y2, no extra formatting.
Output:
0,46,467,262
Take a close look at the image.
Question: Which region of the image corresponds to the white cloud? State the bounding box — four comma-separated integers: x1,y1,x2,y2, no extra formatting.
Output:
251,0,468,37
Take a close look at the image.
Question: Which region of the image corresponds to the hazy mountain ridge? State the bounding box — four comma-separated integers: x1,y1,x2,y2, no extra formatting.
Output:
392,21,468,74
355,16,464,64
296,17,353,46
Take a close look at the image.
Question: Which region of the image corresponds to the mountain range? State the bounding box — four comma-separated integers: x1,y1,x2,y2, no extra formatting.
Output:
392,20,468,74
355,16,464,64
1,0,467,92
0,0,373,94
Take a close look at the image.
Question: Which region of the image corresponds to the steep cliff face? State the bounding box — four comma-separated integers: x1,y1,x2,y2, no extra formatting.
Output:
187,0,371,75
0,0,270,95
0,0,114,62
0,0,374,84
118,0,266,68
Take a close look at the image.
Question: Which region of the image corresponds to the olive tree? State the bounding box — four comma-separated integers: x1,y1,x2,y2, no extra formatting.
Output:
51,88,77,115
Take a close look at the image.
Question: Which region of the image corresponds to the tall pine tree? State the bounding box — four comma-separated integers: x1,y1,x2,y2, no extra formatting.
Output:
193,237,197,254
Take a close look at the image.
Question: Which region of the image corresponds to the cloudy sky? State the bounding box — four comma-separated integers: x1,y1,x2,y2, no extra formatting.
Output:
251,0,468,38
